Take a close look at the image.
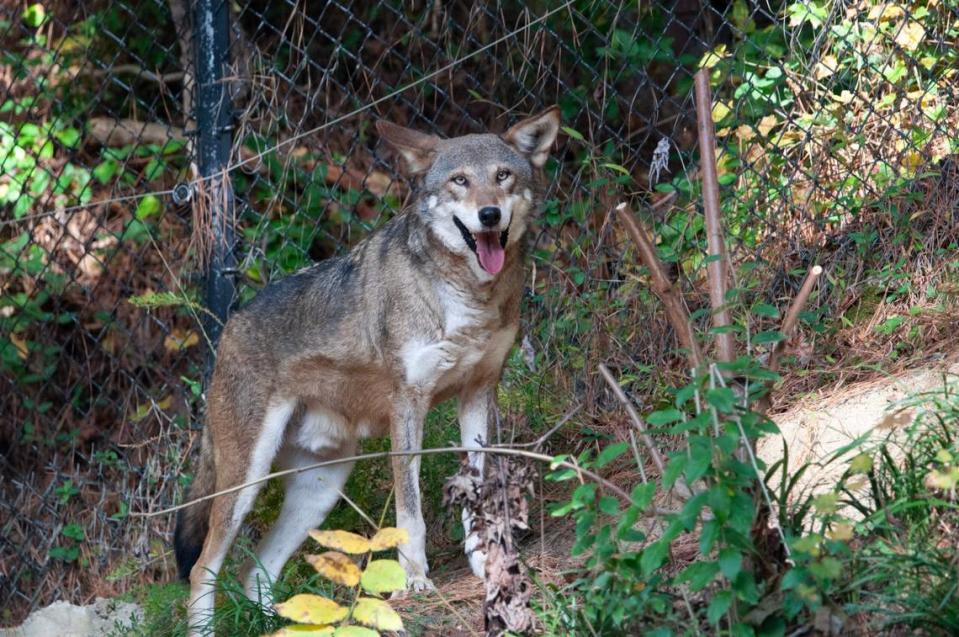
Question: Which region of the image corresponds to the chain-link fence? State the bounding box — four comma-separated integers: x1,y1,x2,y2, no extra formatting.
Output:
2,0,957,625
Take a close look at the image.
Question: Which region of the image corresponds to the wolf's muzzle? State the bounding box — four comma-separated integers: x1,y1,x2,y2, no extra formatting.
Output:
453,215,509,275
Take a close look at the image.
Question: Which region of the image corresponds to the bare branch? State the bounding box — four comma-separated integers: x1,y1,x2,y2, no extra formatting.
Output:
88,64,185,84
132,444,678,519
770,265,823,373
615,202,705,370
756,265,823,414
86,118,185,147
598,363,695,501
694,69,736,364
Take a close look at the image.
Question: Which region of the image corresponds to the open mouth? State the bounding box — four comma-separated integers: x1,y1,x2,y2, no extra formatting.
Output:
452,215,509,275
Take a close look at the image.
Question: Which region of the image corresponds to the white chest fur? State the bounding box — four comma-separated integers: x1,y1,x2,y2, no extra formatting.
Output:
400,281,515,392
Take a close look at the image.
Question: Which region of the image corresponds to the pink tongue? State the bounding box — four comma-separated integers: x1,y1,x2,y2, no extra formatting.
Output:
476,232,505,275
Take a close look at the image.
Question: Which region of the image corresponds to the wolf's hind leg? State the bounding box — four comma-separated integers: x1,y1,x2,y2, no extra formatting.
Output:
245,443,356,604
187,399,295,637
458,387,494,578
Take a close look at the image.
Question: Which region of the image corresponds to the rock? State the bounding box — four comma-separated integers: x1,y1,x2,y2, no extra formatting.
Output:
0,597,142,637
759,356,959,511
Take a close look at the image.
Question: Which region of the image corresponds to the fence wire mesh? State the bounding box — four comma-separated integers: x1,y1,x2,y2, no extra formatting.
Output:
1,0,957,625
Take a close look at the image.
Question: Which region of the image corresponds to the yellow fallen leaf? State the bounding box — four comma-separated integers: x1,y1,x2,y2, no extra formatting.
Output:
735,125,755,142
756,114,778,137
164,329,199,352
352,597,403,632
369,527,408,551
711,101,731,123
699,44,727,69
894,21,925,51
306,552,361,587
814,54,838,80
267,625,335,636
868,4,904,21
831,90,855,104
308,529,371,554
9,333,28,360
773,129,804,147
827,522,855,541
274,594,347,625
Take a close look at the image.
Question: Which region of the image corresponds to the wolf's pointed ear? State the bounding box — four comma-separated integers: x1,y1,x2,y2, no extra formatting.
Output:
376,120,439,175
503,106,561,168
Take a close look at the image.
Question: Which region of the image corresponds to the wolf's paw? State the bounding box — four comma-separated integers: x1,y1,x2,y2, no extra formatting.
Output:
468,549,487,579
392,574,436,598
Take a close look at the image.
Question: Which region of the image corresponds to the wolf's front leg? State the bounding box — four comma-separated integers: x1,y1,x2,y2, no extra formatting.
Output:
390,393,435,592
458,386,495,578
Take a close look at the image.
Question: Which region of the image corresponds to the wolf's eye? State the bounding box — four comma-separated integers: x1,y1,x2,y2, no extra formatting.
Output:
451,175,469,187
496,169,511,182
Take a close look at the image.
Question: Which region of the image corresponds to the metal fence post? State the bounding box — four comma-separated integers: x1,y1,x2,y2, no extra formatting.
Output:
194,0,236,361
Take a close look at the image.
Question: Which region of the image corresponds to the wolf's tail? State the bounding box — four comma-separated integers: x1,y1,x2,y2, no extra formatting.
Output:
174,427,215,580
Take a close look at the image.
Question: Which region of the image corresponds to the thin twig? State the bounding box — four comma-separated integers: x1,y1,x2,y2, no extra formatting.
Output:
598,363,695,501
491,404,582,450
88,64,186,84
756,265,823,414
769,265,823,374
614,202,705,370
693,69,736,364
132,445,677,518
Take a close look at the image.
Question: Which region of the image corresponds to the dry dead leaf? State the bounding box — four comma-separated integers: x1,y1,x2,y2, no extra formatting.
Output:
163,329,199,352
894,21,925,51
369,527,408,551
306,552,361,587
274,594,347,625
308,529,371,554
9,333,28,360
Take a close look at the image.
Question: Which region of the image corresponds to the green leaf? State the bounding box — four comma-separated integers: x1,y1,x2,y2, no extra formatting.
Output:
751,303,780,318
561,126,584,141
630,482,657,510
54,127,81,148
809,556,842,580
62,523,85,541
353,597,403,632
640,540,668,576
707,589,733,624
598,496,619,516
601,162,630,176
705,388,737,413
594,442,629,468
360,559,407,594
718,547,742,579
662,454,687,488
678,560,719,591
135,194,162,220
700,519,721,554
647,408,684,425
23,4,46,28
49,545,79,562
93,159,119,184
874,315,904,334
753,330,786,344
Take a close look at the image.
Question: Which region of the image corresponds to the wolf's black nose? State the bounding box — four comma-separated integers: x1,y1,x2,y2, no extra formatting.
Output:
479,206,501,227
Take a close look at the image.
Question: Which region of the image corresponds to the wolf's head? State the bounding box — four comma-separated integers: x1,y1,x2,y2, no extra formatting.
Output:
377,107,560,281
